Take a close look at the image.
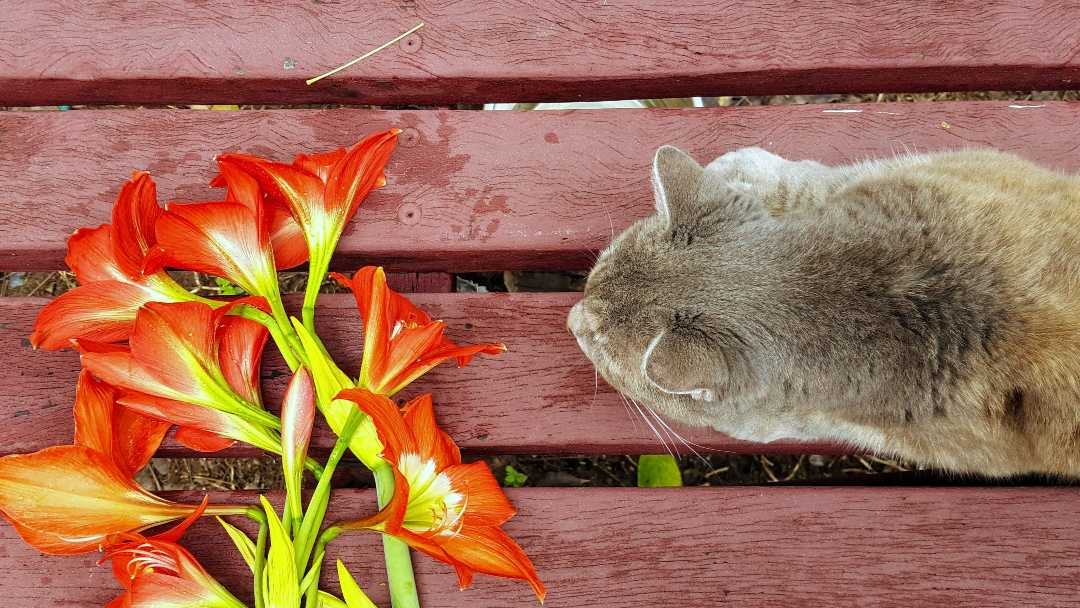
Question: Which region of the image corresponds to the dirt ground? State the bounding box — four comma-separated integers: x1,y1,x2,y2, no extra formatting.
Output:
12,89,1080,490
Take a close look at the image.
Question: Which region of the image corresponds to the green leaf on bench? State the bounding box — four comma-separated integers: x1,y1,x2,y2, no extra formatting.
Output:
503,464,528,487
637,455,683,488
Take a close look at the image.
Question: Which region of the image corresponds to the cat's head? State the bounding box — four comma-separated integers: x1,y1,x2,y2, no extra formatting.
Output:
567,146,782,425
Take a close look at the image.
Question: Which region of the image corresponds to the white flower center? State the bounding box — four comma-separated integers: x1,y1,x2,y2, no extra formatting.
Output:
397,453,465,536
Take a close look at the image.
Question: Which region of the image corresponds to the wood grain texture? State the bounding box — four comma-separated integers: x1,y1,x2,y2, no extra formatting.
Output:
4,102,1080,271
383,272,453,293
2,487,1079,607
1,1,1079,105
0,293,836,457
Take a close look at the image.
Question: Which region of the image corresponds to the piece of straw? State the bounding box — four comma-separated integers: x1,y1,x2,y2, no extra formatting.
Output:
306,22,426,86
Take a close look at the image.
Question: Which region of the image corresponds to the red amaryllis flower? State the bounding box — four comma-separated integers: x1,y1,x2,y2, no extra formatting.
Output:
216,129,400,277
143,200,281,302
30,172,218,350
73,370,170,478
338,389,544,601
0,445,244,555
333,267,505,395
78,301,281,454
210,161,308,270
104,500,246,608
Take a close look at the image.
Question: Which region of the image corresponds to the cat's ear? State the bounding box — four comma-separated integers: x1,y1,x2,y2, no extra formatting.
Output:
653,146,765,231
640,330,724,402
652,146,704,222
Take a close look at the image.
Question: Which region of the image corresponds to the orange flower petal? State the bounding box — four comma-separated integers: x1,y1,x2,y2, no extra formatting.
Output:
215,154,325,237
79,342,180,401
337,388,410,463
0,446,196,554
128,302,219,399
401,394,461,469
323,130,398,220
30,280,156,350
217,314,269,407
147,201,277,296
212,161,308,270
440,524,546,602
338,266,504,395
293,147,347,182
66,225,128,284
388,342,507,395
340,466,410,535
375,322,447,393
174,426,237,452
106,526,242,608
444,461,516,527
116,393,254,451
109,172,163,280
73,370,169,477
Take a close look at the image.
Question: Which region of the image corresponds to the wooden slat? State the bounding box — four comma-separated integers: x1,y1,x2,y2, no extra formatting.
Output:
1,2,1079,105
3,102,1080,271
383,272,453,294
0,293,833,457
3,487,1079,607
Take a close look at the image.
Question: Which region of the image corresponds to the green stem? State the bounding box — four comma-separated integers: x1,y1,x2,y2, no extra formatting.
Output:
373,460,420,608
268,295,309,371
234,301,305,371
302,250,332,334
253,513,269,608
303,527,343,608
304,456,326,479
203,504,255,517
294,411,362,573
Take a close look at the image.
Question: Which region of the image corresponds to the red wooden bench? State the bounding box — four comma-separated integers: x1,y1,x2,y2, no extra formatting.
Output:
3,2,1080,606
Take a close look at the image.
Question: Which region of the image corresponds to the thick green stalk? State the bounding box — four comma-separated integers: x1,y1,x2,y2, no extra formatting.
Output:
267,296,308,371
301,249,332,334
233,300,304,372
294,412,363,573
303,527,342,608
372,460,420,608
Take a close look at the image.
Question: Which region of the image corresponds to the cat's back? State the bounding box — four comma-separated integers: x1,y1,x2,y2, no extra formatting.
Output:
822,150,1080,473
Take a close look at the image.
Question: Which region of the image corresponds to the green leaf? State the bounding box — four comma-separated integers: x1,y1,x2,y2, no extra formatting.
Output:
214,276,245,295
318,592,349,608
299,550,323,596
260,496,301,608
217,517,257,573
637,454,683,487
503,464,528,487
337,560,378,608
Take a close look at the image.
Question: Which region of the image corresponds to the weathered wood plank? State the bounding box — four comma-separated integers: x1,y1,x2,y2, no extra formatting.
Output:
2,487,1079,607
1,1,1079,105
383,272,453,294
0,293,833,456
3,102,1080,271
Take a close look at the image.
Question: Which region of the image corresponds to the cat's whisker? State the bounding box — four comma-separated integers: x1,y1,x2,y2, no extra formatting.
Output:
618,393,641,432
591,367,600,406
628,396,674,459
630,397,680,458
639,402,712,467
632,397,686,459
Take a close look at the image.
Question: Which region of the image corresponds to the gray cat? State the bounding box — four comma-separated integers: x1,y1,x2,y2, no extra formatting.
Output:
568,146,1080,477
